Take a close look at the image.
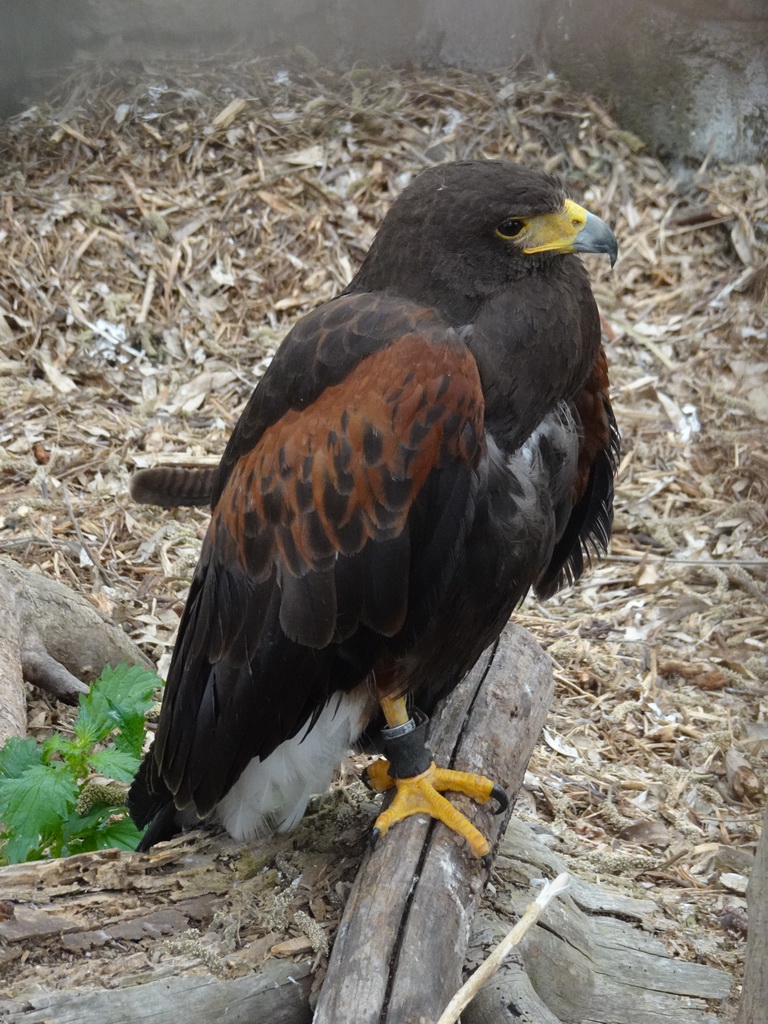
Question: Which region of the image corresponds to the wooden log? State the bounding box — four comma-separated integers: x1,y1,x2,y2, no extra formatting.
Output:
736,799,768,1024
313,622,554,1024
464,819,733,1024
461,940,563,1024
0,577,26,744
0,555,153,743
2,960,313,1024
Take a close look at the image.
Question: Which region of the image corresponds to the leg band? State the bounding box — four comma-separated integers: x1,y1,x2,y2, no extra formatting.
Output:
381,709,432,778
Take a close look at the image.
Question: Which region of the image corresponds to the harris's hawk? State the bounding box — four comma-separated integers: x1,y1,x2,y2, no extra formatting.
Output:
128,160,619,857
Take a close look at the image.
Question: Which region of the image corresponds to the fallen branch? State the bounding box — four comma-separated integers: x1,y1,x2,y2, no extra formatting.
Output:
436,873,571,1024
313,623,555,1024
0,555,154,744
736,799,768,1024
3,960,313,1024
464,819,733,1024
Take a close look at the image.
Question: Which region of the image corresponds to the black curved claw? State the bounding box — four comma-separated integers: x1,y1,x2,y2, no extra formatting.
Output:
369,826,381,850
490,784,509,815
361,768,375,792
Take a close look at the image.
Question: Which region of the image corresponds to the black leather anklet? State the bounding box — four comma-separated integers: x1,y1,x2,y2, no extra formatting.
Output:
380,709,432,778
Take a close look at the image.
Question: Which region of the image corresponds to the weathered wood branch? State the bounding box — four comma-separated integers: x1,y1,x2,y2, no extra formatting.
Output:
464,818,733,1024
0,844,313,1024
313,624,555,1024
3,961,313,1024
0,574,26,745
736,799,768,1024
0,555,153,743
461,943,563,1024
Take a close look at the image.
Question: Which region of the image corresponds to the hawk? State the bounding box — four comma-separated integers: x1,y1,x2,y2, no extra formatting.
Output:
129,160,619,857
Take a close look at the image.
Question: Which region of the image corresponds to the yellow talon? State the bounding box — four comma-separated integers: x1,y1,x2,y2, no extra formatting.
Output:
366,759,501,858
365,758,396,793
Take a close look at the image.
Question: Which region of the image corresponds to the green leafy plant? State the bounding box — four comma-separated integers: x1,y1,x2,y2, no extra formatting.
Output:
0,663,161,864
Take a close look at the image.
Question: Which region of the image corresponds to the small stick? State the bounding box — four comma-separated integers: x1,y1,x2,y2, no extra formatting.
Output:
435,872,571,1024
62,486,104,585
137,268,157,325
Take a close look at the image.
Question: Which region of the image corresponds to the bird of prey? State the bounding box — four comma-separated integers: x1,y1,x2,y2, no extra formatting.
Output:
128,160,619,857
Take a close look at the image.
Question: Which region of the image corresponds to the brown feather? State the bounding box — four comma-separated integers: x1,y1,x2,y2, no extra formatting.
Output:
571,346,614,504
210,327,483,581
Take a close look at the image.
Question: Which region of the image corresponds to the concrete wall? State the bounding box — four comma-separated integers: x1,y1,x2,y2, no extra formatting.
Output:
1,0,766,162
533,0,768,163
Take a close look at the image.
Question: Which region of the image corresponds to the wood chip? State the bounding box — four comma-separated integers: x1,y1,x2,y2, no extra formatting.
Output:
270,935,314,957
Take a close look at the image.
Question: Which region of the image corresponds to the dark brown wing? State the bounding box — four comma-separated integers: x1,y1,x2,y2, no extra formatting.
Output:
130,293,484,825
534,345,619,598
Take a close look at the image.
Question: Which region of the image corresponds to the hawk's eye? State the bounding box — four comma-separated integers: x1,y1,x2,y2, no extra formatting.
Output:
496,218,525,240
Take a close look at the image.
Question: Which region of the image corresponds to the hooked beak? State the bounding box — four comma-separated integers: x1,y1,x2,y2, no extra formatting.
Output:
522,199,618,267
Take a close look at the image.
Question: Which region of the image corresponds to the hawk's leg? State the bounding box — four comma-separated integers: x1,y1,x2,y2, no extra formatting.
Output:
366,695,508,858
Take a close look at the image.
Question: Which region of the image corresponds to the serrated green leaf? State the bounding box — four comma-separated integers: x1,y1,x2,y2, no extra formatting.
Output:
75,663,160,747
73,693,115,746
94,817,144,851
59,804,115,851
41,733,75,762
112,715,148,760
0,663,159,864
88,749,139,782
0,736,43,779
91,663,160,717
59,805,142,854
3,830,41,864
0,765,78,863
66,832,101,854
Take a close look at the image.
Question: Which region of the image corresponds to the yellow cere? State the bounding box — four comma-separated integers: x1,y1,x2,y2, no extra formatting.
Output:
521,198,589,255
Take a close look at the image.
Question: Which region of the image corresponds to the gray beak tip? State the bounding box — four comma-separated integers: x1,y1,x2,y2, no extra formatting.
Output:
574,210,618,267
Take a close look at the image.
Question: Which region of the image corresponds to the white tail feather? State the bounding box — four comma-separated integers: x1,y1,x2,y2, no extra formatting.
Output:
216,688,372,841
